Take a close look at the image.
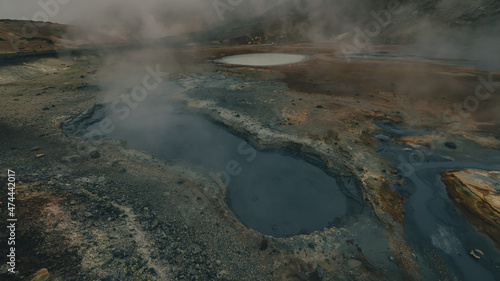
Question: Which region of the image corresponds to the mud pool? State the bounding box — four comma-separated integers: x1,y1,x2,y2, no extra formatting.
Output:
63,84,361,237
215,53,309,66
375,122,500,280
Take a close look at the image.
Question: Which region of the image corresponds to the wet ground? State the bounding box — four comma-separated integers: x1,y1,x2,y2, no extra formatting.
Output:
1,44,499,280
375,124,500,280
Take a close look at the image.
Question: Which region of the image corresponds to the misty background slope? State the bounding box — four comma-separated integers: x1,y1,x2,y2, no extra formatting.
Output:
0,0,499,68
210,0,499,69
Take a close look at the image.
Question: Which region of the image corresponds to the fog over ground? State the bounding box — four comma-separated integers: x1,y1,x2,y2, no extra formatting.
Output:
0,0,276,33
1,0,498,69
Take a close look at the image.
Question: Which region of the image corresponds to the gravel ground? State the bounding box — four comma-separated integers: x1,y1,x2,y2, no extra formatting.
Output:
0,45,498,280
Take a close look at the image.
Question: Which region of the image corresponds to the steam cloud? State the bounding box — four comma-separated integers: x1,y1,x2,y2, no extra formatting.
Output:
2,0,498,68
1,0,276,40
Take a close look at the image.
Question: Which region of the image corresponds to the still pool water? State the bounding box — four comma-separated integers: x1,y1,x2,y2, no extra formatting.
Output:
216,53,308,66
63,83,360,237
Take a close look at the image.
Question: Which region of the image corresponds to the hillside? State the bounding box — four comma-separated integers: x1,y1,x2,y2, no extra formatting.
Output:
211,0,500,45
0,20,69,54
0,0,499,55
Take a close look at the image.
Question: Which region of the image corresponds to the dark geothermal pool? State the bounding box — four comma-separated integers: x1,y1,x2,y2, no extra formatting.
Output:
63,84,360,237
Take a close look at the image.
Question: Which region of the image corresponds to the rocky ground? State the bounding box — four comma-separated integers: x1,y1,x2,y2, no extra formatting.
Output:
0,53,279,280
0,42,499,281
442,170,500,249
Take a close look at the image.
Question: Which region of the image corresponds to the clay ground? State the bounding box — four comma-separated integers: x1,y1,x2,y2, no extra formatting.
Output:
0,44,499,280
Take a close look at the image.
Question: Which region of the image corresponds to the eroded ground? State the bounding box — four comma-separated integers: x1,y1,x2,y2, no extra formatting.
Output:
1,44,499,280
442,170,500,249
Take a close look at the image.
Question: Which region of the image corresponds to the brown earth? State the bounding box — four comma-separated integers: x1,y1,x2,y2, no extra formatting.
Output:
0,20,68,54
442,170,500,249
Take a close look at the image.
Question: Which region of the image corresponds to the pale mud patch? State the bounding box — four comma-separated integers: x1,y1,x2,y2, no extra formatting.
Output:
431,224,464,256
216,53,308,66
112,203,171,280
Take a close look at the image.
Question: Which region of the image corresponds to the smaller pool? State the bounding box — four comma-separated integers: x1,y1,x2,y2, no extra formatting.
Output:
216,53,309,66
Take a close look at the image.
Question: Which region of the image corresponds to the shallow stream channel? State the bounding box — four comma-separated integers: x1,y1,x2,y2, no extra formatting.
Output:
375,122,500,280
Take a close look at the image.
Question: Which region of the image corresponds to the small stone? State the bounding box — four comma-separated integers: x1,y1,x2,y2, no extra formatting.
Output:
36,154,45,158
316,105,324,109
388,255,395,261
112,248,127,258
32,268,50,281
259,239,268,251
470,249,484,259
308,242,315,249
215,260,221,266
316,265,324,279
296,271,309,280
444,142,457,149
470,250,481,259
375,134,390,141
89,150,100,159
